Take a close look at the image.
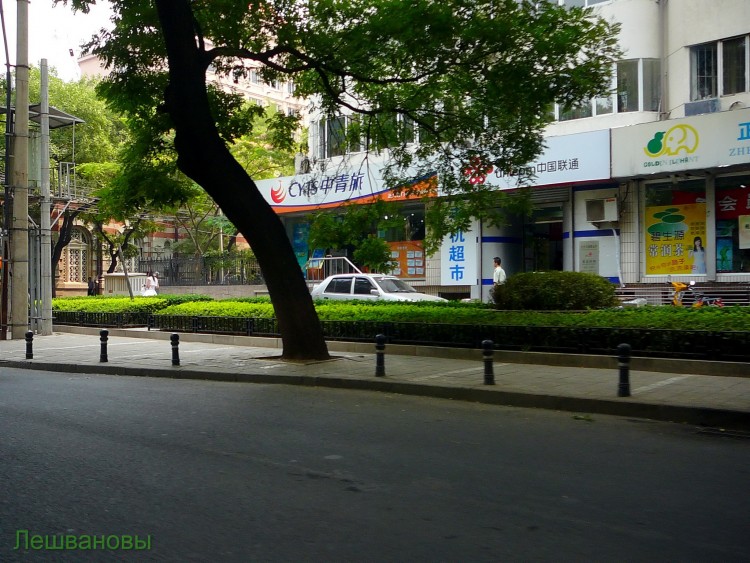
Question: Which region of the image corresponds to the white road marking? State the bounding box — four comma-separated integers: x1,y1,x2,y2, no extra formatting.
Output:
412,365,507,380
634,374,696,393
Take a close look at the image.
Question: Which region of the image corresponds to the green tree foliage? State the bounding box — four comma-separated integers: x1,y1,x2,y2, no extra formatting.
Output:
60,0,621,359
28,68,128,166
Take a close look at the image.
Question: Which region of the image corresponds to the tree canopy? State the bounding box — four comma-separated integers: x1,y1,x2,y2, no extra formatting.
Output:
60,0,621,359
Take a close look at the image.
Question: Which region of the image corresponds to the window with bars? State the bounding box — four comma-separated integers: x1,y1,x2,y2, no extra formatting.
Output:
691,36,749,100
692,43,718,100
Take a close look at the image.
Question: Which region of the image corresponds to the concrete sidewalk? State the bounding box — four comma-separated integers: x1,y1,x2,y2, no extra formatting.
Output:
1,327,749,431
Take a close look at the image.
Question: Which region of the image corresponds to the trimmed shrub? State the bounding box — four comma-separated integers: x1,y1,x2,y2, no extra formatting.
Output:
492,271,619,311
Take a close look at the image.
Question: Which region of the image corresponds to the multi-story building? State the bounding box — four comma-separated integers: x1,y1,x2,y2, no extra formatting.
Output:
256,0,750,302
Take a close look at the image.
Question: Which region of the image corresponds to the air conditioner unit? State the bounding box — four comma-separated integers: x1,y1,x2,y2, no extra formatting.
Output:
685,98,720,116
586,198,619,223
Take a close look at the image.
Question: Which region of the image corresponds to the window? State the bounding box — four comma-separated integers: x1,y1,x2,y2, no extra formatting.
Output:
715,175,750,273
64,228,89,283
378,206,425,242
353,277,375,295
723,37,748,95
326,278,353,294
692,36,750,100
594,95,613,116
559,99,592,121
555,59,659,121
642,59,661,111
327,117,347,157
316,121,327,160
312,114,416,158
692,43,718,100
617,60,639,112
558,0,611,6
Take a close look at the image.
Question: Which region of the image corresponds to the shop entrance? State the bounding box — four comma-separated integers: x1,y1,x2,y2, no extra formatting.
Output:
523,206,564,272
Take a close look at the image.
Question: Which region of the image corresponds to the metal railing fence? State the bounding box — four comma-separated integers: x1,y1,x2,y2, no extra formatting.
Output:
137,255,264,286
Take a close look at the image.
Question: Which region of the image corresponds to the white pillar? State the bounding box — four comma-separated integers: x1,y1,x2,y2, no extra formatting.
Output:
40,60,53,335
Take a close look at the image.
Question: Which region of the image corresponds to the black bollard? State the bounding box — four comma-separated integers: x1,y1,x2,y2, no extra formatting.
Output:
482,339,495,385
99,329,109,362
171,333,180,366
617,343,631,397
375,334,386,377
25,330,33,359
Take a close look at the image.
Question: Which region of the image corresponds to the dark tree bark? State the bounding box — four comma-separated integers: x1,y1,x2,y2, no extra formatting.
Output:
154,0,329,360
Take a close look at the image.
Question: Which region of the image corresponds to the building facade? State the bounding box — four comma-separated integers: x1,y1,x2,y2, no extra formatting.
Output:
254,0,750,301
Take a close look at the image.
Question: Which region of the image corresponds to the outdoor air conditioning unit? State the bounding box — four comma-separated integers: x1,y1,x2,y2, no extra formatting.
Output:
586,197,619,223
685,97,720,116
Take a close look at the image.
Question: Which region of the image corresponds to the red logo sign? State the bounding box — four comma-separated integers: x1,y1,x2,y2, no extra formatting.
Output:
271,184,287,204
463,156,493,185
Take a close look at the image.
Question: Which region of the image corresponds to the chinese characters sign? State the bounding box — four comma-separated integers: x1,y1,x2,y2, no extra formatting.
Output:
645,203,706,275
440,224,478,285
480,130,610,190
579,241,599,274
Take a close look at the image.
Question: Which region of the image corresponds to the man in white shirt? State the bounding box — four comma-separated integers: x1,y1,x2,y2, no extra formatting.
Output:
493,257,506,285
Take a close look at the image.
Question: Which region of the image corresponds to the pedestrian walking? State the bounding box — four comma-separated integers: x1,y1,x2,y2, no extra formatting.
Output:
490,256,506,303
492,257,506,285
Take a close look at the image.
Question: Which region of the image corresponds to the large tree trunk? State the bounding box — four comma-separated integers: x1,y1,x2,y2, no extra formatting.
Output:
155,0,329,360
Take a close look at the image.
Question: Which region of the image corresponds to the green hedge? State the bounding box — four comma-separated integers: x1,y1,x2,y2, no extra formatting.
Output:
51,294,212,314
50,295,750,331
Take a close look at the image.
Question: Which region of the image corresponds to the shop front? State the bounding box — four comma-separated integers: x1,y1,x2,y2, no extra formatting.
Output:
445,129,614,301
257,129,616,300
612,108,750,286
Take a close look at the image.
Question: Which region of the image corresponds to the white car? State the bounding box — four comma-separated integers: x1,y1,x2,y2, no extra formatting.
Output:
310,273,447,302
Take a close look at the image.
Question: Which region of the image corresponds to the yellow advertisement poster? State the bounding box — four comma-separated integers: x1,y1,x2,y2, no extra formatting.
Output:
645,203,706,275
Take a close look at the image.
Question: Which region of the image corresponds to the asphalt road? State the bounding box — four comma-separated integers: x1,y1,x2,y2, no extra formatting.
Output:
1,368,748,562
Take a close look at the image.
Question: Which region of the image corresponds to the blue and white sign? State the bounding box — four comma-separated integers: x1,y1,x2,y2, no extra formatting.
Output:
440,221,479,286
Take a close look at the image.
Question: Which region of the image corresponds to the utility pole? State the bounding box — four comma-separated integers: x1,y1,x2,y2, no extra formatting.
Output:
39,59,52,335
0,1,13,340
10,0,29,339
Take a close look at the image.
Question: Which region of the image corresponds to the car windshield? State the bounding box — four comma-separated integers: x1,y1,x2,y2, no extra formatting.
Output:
375,278,418,293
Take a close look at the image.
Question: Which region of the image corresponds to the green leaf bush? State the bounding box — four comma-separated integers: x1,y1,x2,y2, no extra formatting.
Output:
50,294,750,331
492,271,620,310
52,294,212,314
157,301,276,318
